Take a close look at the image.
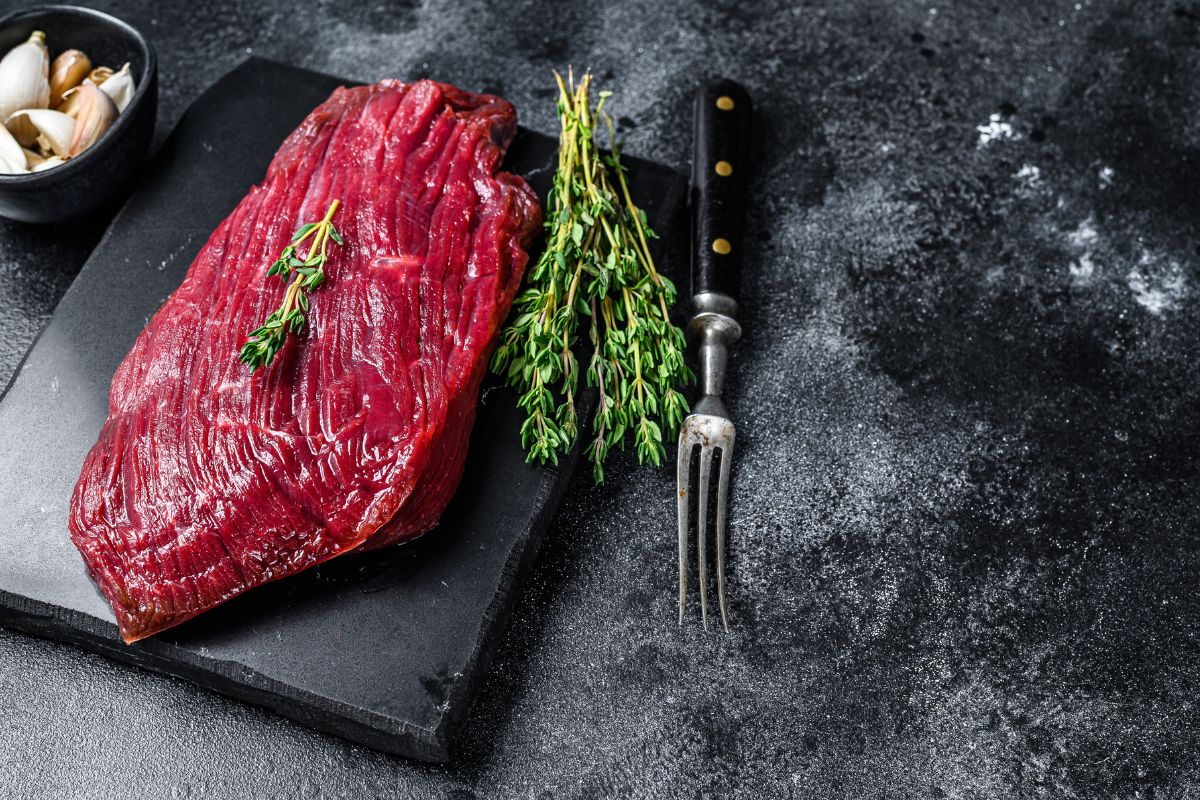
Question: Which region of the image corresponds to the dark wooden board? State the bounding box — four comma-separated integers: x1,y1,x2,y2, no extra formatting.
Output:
0,58,685,762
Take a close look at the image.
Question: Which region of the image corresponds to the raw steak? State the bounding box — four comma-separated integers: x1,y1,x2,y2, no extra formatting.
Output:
69,80,542,643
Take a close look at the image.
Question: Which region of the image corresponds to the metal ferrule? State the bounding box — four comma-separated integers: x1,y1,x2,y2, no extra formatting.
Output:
691,290,739,318
688,310,742,418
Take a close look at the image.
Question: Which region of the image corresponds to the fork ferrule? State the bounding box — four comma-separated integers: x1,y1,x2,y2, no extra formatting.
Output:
692,290,739,318
689,311,741,402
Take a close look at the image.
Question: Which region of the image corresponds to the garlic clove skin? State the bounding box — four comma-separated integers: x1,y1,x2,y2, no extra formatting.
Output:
98,63,135,113
87,66,113,86
0,121,28,174
49,49,92,108
0,31,51,147
5,108,74,158
56,81,86,117
31,155,65,172
63,82,117,158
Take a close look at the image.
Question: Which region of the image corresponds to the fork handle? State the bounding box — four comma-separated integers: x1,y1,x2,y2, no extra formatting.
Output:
691,78,752,313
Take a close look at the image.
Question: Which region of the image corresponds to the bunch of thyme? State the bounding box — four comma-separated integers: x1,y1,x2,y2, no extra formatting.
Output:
492,71,692,483
239,199,344,371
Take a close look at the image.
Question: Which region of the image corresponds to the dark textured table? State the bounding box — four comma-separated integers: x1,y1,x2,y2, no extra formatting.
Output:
2,1,1198,797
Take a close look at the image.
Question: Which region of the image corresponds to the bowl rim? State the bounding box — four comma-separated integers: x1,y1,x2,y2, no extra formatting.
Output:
0,4,156,186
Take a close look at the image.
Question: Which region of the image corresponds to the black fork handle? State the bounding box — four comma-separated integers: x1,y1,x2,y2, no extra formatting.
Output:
691,78,752,310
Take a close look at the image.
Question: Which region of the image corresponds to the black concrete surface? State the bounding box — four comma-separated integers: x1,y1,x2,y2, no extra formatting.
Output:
2,0,1199,797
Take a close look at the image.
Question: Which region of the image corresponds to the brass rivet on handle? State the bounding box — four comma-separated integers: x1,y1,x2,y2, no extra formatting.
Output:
716,95,735,111
715,160,733,176
712,238,732,255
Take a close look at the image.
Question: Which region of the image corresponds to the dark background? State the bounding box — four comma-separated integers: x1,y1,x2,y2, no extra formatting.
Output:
2,0,1199,797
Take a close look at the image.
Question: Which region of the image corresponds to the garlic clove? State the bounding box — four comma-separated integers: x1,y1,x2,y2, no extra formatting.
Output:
98,63,135,113
6,114,39,147
49,49,92,108
5,109,74,158
0,31,50,114
63,82,117,158
31,155,65,172
87,66,113,86
20,146,44,167
0,31,51,146
0,121,28,174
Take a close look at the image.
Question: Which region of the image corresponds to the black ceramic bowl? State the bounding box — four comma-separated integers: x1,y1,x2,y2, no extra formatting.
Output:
0,5,156,223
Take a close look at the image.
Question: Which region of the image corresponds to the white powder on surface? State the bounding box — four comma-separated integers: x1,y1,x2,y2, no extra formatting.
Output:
1127,251,1186,316
1070,253,1097,280
1013,164,1041,187
1065,215,1101,283
977,114,1016,147
1066,215,1099,249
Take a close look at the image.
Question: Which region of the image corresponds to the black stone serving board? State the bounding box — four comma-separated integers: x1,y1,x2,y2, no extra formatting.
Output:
0,58,684,762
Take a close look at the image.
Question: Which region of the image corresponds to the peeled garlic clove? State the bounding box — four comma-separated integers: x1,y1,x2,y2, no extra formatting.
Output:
87,65,113,86
98,63,134,113
0,121,27,174
5,108,74,158
63,82,116,157
0,31,51,146
31,155,64,172
49,49,91,108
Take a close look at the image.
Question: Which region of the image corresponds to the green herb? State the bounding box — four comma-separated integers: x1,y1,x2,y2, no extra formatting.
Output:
491,71,692,483
239,199,344,371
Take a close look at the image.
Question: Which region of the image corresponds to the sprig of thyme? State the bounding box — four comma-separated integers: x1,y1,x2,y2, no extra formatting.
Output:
491,71,692,483
239,199,344,371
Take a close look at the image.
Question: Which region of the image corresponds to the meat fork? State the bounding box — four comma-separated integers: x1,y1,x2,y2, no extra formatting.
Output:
677,79,752,631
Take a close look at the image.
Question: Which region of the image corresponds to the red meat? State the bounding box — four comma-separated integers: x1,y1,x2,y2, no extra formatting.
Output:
69,80,541,643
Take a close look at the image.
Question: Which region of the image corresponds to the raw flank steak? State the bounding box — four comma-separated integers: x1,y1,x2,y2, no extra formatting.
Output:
69,80,542,643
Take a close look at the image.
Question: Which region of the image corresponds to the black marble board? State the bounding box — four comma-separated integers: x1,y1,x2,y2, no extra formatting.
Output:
0,58,684,762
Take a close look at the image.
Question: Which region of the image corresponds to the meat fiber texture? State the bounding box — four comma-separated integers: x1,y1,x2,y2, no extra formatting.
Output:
69,80,542,644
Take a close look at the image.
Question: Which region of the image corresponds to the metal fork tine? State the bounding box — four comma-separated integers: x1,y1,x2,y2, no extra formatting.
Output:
677,415,736,631
715,438,734,632
697,445,714,631
677,439,692,625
